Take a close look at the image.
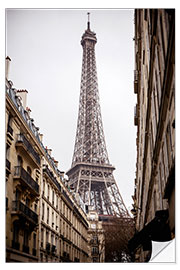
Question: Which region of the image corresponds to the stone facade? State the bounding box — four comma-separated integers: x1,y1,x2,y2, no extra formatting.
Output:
131,9,175,262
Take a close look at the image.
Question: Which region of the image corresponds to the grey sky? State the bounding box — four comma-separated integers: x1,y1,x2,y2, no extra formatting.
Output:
6,9,136,211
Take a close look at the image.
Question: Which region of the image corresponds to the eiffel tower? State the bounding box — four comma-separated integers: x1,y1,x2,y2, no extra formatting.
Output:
67,14,129,218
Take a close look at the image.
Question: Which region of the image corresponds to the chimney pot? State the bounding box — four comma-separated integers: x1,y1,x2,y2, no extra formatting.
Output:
6,56,11,80
16,89,28,108
39,133,43,142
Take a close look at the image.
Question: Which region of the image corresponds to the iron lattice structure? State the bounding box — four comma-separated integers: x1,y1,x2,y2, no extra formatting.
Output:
67,17,129,218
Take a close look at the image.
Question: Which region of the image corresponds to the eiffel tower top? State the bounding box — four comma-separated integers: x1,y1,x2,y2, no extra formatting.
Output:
70,14,111,168
81,13,97,46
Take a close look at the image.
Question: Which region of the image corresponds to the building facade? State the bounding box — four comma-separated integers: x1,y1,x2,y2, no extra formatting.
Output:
5,57,90,262
129,9,175,262
87,209,105,262
6,64,42,261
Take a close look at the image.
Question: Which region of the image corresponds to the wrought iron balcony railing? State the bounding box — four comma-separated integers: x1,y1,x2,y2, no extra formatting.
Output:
134,70,139,82
6,158,11,171
14,166,39,194
7,124,13,136
43,165,61,191
16,134,40,165
12,200,38,224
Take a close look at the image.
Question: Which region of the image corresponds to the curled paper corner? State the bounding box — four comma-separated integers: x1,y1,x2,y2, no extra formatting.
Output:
150,239,175,262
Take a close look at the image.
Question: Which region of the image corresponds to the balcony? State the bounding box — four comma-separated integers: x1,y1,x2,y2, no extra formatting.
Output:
134,70,139,82
92,250,99,256
7,124,14,140
14,166,39,195
16,134,40,167
43,165,61,191
90,239,99,245
134,70,139,94
6,158,11,177
12,200,38,225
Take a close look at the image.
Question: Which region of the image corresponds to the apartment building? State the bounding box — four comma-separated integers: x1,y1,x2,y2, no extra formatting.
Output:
6,58,42,262
87,209,105,263
129,9,175,262
5,57,89,262
39,157,89,262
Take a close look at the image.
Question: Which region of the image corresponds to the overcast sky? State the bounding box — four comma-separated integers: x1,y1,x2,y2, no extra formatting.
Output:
6,8,136,211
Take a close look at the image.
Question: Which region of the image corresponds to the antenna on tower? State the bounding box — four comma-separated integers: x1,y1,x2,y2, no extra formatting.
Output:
87,12,90,30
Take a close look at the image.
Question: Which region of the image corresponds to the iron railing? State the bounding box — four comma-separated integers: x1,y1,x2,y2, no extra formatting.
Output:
16,134,40,165
14,166,39,194
12,200,38,224
43,165,61,191
6,159,11,171
7,124,13,136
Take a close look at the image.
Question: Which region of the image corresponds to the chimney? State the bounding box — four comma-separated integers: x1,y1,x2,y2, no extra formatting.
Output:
26,107,31,118
54,160,59,168
17,89,28,108
6,56,11,80
39,133,43,142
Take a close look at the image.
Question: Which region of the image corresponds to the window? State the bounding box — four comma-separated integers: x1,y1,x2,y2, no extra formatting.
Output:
33,233,36,249
47,185,50,200
15,189,21,201
46,230,49,243
34,203,37,213
41,228,44,246
25,197,30,207
27,166,32,175
17,155,23,166
24,229,29,247
52,211,54,227
47,207,49,224
42,202,44,220
92,246,98,255
52,190,54,205
51,233,54,245
35,169,40,183
43,180,45,195
13,222,19,243
56,196,58,209
56,215,58,230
